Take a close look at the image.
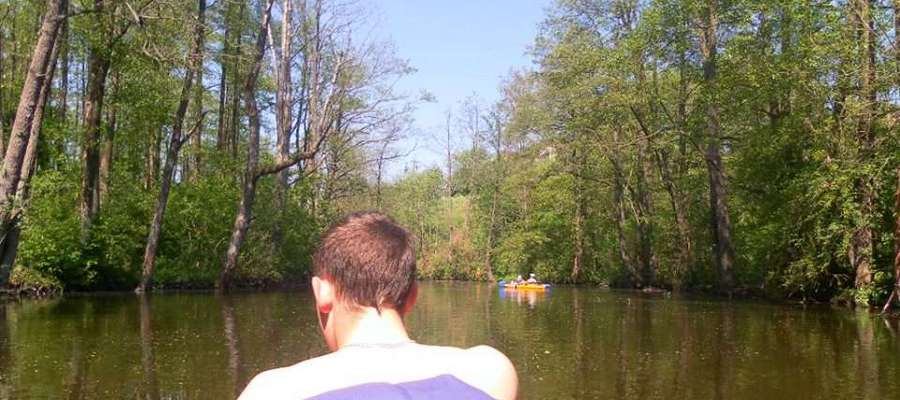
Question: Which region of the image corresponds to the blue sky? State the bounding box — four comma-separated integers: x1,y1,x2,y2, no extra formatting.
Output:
372,0,551,178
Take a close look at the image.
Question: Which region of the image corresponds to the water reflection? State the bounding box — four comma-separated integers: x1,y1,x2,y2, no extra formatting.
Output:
0,284,897,399
221,295,243,398
138,295,159,400
856,315,880,399
59,300,94,400
497,287,547,308
0,303,9,399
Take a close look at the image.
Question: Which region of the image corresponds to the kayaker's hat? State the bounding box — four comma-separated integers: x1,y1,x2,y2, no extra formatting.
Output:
529,273,535,277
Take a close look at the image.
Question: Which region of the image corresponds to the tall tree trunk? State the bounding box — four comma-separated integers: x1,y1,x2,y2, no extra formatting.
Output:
79,0,111,238
0,28,60,262
273,0,293,245
228,2,245,159
303,0,322,174
0,0,66,284
78,58,84,127
8,3,17,105
57,7,69,123
629,36,659,288
295,1,310,161
883,168,900,313
445,113,453,270
612,187,635,285
895,0,900,82
218,0,274,290
98,74,117,206
188,0,206,181
666,46,695,281
656,149,692,282
137,0,204,293
699,0,735,292
610,135,638,286
705,143,735,292
0,28,62,280
216,0,231,152
572,157,585,282
485,188,498,282
144,126,161,191
849,0,877,289
0,27,5,150
484,120,502,282
633,143,657,287
884,0,900,312
629,109,659,287
374,141,388,209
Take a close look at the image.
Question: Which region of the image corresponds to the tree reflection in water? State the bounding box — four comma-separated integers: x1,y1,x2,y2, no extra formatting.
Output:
856,315,880,400
0,304,9,399
138,294,160,400
62,302,88,400
221,295,243,398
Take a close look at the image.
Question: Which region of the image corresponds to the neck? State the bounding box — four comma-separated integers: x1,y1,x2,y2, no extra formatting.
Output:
334,306,411,349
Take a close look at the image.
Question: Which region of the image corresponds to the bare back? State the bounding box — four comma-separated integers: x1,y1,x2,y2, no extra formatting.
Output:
239,343,517,400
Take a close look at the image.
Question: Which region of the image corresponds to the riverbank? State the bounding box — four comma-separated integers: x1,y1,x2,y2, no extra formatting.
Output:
5,274,898,316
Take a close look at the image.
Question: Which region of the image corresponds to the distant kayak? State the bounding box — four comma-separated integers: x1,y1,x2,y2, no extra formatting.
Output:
499,281,550,291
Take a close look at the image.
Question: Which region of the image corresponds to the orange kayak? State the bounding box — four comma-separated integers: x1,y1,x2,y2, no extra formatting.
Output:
501,282,550,291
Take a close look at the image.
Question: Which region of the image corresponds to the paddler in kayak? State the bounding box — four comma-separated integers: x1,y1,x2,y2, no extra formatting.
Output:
525,273,538,284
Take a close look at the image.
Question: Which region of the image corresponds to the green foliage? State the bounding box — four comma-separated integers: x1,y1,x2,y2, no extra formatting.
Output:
8,266,63,295
18,149,321,290
358,0,900,307
153,170,241,287
18,170,91,288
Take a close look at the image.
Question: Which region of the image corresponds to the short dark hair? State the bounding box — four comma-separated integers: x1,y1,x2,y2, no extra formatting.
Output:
313,211,416,311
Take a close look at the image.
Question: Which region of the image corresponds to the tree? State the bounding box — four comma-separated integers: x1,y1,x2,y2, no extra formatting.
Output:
371,119,407,210
697,0,735,292
272,0,293,245
481,105,507,282
883,167,900,313
137,0,206,293
218,0,350,290
218,0,277,290
185,0,206,182
0,18,62,283
0,0,67,288
848,0,877,290
78,0,111,237
79,0,156,237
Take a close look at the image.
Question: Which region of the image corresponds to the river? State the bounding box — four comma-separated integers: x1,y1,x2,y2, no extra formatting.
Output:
0,282,897,399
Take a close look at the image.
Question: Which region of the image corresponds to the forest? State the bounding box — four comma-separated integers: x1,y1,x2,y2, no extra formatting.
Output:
0,0,899,308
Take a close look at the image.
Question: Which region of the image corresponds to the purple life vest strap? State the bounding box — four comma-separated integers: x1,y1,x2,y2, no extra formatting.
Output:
306,374,494,400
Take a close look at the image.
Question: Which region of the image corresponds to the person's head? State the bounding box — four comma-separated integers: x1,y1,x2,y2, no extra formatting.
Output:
310,211,418,349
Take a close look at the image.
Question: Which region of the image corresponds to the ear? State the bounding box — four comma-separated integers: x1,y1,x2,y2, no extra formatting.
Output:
400,282,418,316
311,276,334,314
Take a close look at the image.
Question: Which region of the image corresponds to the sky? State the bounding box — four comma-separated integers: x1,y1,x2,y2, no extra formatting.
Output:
371,0,551,178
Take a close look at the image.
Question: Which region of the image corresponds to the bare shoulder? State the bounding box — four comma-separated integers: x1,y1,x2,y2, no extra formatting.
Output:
238,356,332,400
238,367,291,400
454,345,518,400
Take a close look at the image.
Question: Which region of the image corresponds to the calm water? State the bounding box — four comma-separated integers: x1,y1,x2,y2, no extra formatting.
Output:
0,282,898,399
